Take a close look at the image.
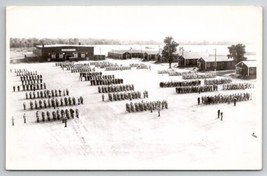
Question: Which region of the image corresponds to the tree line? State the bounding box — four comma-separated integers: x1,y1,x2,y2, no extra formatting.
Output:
10,38,161,48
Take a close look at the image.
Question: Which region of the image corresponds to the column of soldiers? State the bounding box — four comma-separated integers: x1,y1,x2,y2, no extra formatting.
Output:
80,72,102,81
182,72,216,79
176,85,218,94
198,92,251,105
90,61,118,68
126,100,168,113
222,83,254,90
98,84,134,93
107,90,148,101
25,89,69,99
35,108,79,124
14,69,37,76
160,80,201,88
13,70,46,92
25,96,83,110
90,78,123,86
204,78,232,85
87,75,115,81
105,66,131,71
55,62,74,70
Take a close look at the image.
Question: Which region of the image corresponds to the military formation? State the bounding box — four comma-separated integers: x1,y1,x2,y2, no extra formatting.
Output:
160,80,201,88
90,61,118,68
80,72,102,81
222,83,254,90
126,100,168,113
35,108,79,127
25,96,83,110
182,72,216,79
14,68,38,76
198,92,251,105
105,66,131,71
176,85,218,94
106,90,148,101
13,72,46,92
204,78,232,85
98,84,134,93
25,89,69,99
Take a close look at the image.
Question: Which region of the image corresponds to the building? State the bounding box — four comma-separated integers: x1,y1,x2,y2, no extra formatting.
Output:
197,56,235,71
107,49,161,60
177,51,209,67
32,44,95,62
235,60,257,78
107,50,131,59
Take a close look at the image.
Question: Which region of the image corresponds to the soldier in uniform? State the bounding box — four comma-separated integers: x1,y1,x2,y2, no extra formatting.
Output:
52,111,56,120
12,116,15,126
70,108,75,119
35,100,38,109
46,111,50,121
80,96,83,104
43,100,47,108
42,111,45,122
198,97,200,105
217,109,220,119
13,86,15,92
66,88,69,96
221,112,223,121
17,85,20,91
102,94,105,101
75,109,79,118
23,102,26,110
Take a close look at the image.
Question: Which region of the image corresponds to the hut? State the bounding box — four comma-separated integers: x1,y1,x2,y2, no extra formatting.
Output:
235,60,257,78
197,56,235,71
107,50,131,59
177,51,209,67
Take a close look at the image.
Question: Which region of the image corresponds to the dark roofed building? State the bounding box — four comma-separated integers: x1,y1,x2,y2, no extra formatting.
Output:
235,60,257,78
177,51,209,67
107,50,131,59
197,56,235,71
32,44,95,62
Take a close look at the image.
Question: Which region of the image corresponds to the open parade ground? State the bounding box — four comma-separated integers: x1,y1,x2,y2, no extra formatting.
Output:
6,58,261,170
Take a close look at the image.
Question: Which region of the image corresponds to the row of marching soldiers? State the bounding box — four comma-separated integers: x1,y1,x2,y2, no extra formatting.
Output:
222,83,254,90
176,85,218,94
80,72,102,81
24,96,83,110
198,92,251,105
87,75,115,81
13,83,46,92
25,89,69,99
105,66,131,71
12,68,38,76
204,78,232,85
35,108,79,127
182,72,216,79
55,62,74,69
90,78,123,86
98,84,134,93
159,80,201,88
90,61,117,68
126,100,168,113
106,90,148,101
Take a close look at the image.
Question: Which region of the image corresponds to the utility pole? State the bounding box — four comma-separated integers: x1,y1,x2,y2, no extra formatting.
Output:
214,48,217,75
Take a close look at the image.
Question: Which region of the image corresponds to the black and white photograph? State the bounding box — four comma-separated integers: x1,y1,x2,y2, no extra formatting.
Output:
6,6,262,170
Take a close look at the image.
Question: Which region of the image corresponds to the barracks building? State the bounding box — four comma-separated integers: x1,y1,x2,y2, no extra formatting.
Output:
24,44,105,62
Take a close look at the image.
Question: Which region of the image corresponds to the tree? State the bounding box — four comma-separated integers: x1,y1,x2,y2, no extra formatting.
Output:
227,43,247,64
161,36,179,68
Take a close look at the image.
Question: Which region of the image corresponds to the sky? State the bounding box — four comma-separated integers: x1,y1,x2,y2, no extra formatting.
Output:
6,6,262,44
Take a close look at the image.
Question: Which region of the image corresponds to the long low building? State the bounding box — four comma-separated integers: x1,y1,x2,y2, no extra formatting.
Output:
176,51,209,67
21,44,105,62
197,56,235,71
107,49,160,60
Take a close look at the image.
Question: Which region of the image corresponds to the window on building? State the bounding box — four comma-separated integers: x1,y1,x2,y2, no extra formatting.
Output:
59,53,64,59
81,53,86,58
51,53,56,59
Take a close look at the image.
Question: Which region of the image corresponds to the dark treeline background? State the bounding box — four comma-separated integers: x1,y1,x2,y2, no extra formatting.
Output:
10,38,162,48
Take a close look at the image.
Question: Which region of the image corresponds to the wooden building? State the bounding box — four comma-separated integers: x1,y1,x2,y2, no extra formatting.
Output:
235,60,257,78
107,50,131,59
177,51,209,67
197,56,235,71
31,44,95,62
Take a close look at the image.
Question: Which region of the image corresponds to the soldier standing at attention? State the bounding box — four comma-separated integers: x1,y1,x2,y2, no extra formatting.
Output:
102,94,105,102
217,109,220,119
157,106,161,117
75,109,79,118
13,86,15,92
221,112,223,121
23,102,26,110
12,116,14,126
197,97,200,105
23,113,26,123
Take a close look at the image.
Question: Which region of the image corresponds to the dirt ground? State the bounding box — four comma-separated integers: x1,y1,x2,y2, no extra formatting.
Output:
6,59,261,170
